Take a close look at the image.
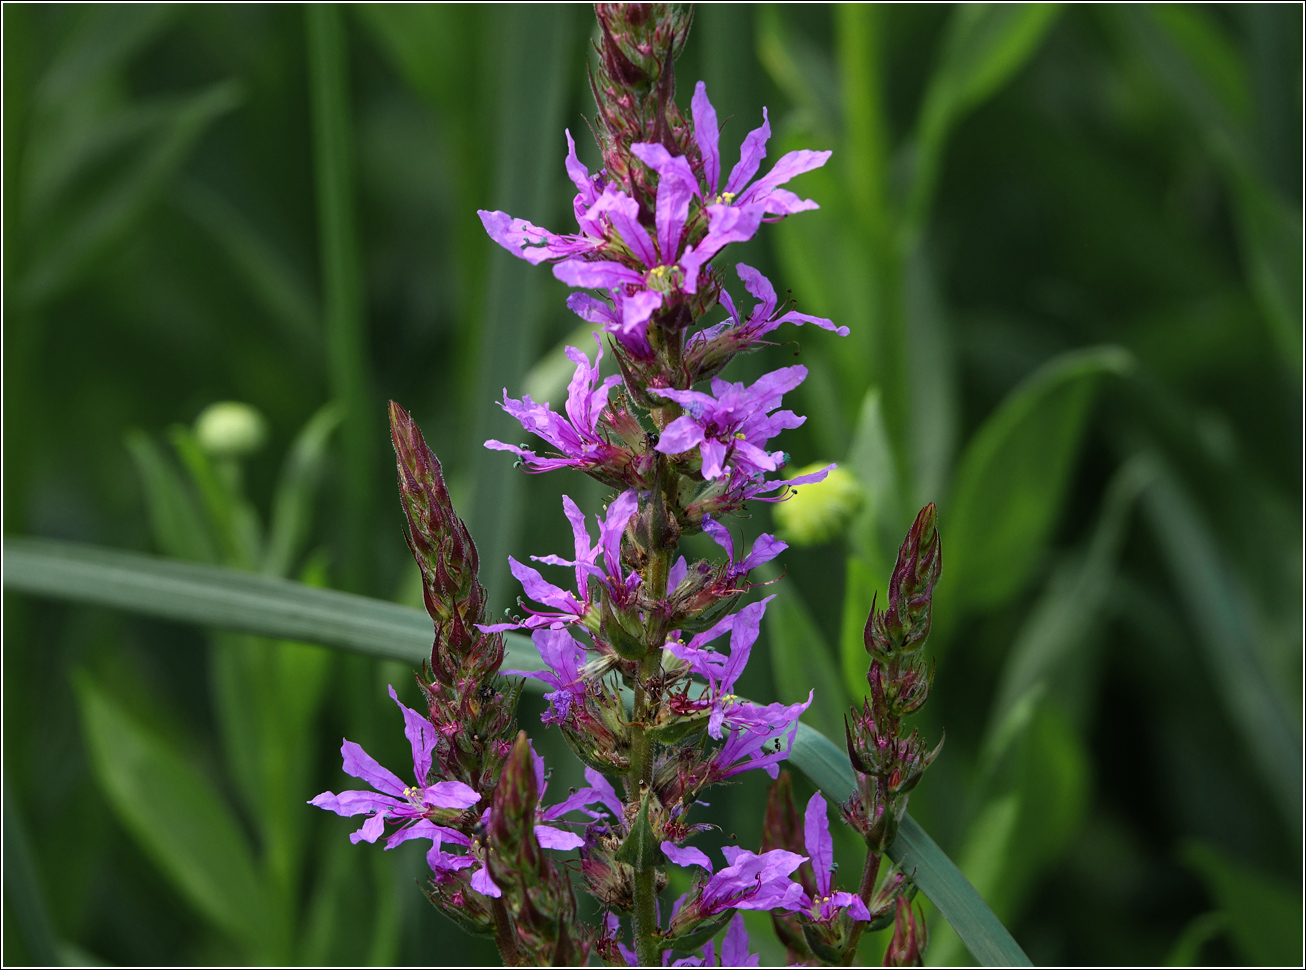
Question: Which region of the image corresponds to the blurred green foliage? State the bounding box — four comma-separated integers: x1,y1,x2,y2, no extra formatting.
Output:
3,4,1300,966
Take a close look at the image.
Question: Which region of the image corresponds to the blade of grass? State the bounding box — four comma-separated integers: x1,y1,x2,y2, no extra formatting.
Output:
307,3,372,593
2,779,60,967
4,537,1028,965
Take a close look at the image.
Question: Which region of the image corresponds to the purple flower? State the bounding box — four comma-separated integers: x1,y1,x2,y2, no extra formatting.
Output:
503,627,588,723
686,462,835,523
708,717,803,782
310,685,481,845
667,913,759,968
663,841,808,917
479,490,640,632
700,515,787,583
801,793,871,922
485,335,624,475
668,598,808,741
688,263,848,357
652,366,808,480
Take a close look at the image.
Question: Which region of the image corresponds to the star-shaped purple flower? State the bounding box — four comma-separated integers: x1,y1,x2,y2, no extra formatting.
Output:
700,515,787,584
485,335,624,475
801,792,871,922
652,365,808,479
479,490,640,633
663,842,808,918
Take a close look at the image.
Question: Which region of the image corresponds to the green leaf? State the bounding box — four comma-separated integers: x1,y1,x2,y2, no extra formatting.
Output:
262,403,342,577
838,557,879,704
124,428,218,563
3,779,60,967
169,425,261,570
307,4,373,592
73,675,271,953
1163,911,1226,967
938,346,1133,628
764,578,849,744
613,797,665,869
1182,842,1302,967
1140,458,1302,830
4,538,1027,966
907,3,1062,238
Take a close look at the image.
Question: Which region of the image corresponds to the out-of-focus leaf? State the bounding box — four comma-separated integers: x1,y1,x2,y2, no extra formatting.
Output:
844,388,902,564
263,403,342,577
1182,842,1302,967
169,425,261,570
521,321,604,407
125,428,218,564
2,779,60,967
34,5,177,109
74,676,272,954
1140,459,1302,830
907,3,1061,237
903,245,959,509
839,557,879,705
464,6,579,611
172,179,323,366
937,346,1133,631
755,5,840,139
1163,911,1226,967
764,578,848,744
308,4,373,593
21,79,243,308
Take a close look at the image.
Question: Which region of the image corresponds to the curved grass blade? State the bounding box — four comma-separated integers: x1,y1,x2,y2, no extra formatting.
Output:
3,537,1026,965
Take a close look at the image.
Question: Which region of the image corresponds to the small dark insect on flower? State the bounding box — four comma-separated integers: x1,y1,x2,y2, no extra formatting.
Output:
477,685,497,701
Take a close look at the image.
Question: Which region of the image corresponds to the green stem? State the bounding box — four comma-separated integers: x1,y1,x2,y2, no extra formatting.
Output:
491,896,520,966
840,846,884,966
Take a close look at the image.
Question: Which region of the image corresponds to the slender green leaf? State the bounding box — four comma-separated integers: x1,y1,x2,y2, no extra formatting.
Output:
308,3,373,593
1163,912,1226,968
938,346,1133,632
1140,458,1302,830
838,557,879,704
74,675,272,953
2,779,60,967
124,428,217,563
764,577,848,744
907,3,1062,237
1182,842,1302,966
262,403,342,577
5,538,1025,965
790,725,1032,967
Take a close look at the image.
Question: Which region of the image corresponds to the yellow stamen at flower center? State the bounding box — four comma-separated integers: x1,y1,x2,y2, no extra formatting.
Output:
734,431,747,440
713,191,736,204
720,693,739,707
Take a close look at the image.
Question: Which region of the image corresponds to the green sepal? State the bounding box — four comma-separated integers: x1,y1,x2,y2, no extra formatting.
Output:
614,797,665,869
646,714,709,745
802,920,850,963
660,910,734,952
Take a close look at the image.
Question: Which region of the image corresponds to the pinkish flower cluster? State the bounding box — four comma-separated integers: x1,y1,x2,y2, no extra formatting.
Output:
312,5,940,967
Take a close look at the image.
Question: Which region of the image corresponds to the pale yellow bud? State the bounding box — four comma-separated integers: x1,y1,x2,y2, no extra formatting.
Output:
773,463,863,546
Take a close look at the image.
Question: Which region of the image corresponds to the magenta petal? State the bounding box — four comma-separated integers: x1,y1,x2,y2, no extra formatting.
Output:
535,825,586,850
721,913,756,967
692,81,721,195
804,792,833,897
724,109,772,197
311,789,401,817
340,739,406,797
471,865,502,898
351,812,387,845
662,842,714,873
424,780,481,810
700,438,729,479
700,515,735,562
553,258,643,289
654,416,705,456
388,685,435,785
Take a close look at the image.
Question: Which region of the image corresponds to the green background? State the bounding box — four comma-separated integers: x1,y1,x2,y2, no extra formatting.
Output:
3,4,1301,966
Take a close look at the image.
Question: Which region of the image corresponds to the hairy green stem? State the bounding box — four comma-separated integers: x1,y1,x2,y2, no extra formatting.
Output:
491,895,520,966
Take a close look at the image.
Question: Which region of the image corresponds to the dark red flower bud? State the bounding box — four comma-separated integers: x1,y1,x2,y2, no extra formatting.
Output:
865,504,941,661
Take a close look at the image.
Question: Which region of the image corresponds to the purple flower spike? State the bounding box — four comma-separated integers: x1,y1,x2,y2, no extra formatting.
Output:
653,366,808,479
485,336,624,475
802,792,871,922
310,688,481,845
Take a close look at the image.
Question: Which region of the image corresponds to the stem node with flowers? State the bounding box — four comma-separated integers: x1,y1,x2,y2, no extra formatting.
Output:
311,5,941,966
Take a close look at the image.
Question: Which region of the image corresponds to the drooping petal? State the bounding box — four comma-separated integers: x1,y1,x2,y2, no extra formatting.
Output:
804,792,834,898
471,865,502,898
661,841,714,873
388,685,436,786
535,825,586,850
352,812,388,845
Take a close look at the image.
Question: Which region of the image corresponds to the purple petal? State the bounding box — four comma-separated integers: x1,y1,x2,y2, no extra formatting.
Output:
553,258,643,290
601,489,640,576
724,109,771,197
738,533,787,573
699,438,729,480
471,865,502,898
424,780,481,810
654,416,705,456
721,913,757,967
535,825,586,850
828,891,871,922
387,685,435,786
567,292,617,325
668,555,688,590
340,739,406,797
736,263,777,319
700,515,735,563
692,82,721,196
508,557,576,612
310,789,402,818
351,813,388,845
662,842,714,873
622,289,663,333
564,130,597,204
742,149,832,206
804,792,833,898
588,188,657,267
